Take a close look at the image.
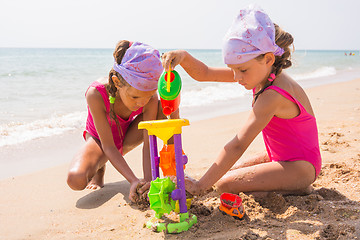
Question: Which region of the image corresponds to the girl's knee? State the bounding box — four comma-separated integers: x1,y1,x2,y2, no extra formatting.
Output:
215,177,232,194
67,170,88,190
292,161,316,187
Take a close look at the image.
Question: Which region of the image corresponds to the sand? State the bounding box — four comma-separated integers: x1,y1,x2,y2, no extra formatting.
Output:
1,78,359,240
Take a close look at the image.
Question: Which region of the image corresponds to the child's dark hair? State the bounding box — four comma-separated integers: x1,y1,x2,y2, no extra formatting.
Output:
254,24,294,102
106,40,131,139
272,23,294,76
107,40,131,97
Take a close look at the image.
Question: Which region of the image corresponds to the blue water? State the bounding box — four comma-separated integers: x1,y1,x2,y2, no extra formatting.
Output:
1,48,360,147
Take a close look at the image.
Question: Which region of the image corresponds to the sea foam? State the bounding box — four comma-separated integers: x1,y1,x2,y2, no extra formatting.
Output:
181,82,248,107
0,112,86,147
292,66,337,81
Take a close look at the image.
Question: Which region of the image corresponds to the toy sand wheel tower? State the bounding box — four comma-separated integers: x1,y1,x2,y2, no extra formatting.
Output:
138,119,197,233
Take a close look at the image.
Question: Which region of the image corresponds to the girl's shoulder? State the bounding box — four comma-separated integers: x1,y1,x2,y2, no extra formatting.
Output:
86,78,110,110
254,74,298,110
268,73,304,98
85,87,109,113
86,87,105,105
261,74,314,117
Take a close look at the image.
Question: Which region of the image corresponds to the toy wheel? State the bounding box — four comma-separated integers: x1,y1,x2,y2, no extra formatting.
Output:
148,177,176,218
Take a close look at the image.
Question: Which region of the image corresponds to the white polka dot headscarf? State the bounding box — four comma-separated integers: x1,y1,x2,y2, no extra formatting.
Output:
223,4,284,65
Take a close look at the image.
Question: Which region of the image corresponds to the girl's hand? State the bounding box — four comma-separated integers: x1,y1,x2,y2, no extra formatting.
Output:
136,180,151,200
129,179,151,203
184,176,202,196
129,179,141,202
161,50,187,71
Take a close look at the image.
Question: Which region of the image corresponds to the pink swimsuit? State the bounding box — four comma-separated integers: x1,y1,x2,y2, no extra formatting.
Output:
84,81,143,154
258,86,322,178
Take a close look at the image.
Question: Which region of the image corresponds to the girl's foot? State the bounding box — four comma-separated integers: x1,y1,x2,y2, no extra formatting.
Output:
86,165,105,190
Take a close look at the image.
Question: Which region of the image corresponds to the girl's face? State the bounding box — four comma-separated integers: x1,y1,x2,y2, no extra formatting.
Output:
119,86,156,111
227,53,274,90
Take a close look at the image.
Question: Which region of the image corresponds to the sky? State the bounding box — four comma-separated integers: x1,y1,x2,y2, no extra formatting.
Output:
0,0,359,50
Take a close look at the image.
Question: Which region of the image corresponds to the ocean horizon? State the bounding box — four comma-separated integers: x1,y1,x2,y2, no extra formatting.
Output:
1,48,360,148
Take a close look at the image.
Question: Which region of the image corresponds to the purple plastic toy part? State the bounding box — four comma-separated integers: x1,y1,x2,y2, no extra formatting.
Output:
171,189,181,201
182,155,188,165
149,135,159,180
173,134,188,213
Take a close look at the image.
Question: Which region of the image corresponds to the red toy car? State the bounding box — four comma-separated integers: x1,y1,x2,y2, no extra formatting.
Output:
219,193,245,220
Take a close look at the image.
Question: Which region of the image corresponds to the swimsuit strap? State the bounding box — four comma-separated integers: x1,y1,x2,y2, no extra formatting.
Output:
86,81,110,112
264,85,295,102
263,85,306,112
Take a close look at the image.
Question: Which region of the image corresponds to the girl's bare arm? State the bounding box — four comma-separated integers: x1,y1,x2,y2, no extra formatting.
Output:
86,88,138,184
195,90,282,193
162,50,235,83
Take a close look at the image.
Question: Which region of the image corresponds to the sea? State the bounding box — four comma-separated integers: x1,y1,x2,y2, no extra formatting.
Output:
1,48,360,148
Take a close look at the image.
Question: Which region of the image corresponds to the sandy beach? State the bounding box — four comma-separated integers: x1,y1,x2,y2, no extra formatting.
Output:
1,78,360,240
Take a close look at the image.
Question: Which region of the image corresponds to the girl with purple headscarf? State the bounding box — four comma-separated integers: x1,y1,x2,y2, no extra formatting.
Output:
67,40,170,203
162,5,321,197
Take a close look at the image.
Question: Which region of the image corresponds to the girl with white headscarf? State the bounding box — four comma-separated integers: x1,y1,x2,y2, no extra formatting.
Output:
162,5,321,196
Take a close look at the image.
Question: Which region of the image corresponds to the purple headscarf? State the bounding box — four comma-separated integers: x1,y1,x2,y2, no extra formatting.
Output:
113,42,163,91
223,4,284,65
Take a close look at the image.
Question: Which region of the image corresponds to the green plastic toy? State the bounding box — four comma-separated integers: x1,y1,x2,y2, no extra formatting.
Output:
148,177,176,219
158,70,182,116
146,177,197,233
158,70,182,101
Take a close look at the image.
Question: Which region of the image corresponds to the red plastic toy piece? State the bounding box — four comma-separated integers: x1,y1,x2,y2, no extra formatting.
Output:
219,193,245,220
160,95,180,116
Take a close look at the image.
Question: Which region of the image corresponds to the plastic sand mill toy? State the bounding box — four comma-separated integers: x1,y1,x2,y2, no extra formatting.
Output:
138,119,197,233
138,70,197,233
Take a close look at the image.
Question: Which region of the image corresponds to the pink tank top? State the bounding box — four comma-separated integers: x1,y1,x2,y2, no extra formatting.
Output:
258,86,322,177
84,81,143,154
